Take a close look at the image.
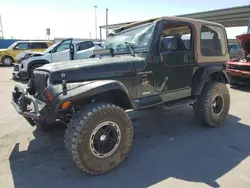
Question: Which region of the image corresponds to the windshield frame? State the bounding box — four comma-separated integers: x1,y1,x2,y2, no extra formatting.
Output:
7,42,18,50
43,42,59,53
104,21,156,54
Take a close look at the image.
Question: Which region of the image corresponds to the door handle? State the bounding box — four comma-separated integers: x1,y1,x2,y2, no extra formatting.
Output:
184,53,191,62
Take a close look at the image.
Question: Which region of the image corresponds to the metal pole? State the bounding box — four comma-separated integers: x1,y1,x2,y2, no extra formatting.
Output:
248,16,250,33
89,32,91,39
100,27,102,41
94,6,98,40
106,8,108,39
0,14,4,38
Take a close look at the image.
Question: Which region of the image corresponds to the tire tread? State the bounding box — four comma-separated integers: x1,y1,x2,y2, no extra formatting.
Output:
64,103,133,175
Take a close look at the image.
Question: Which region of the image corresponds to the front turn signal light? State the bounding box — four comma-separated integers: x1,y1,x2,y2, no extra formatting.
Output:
44,89,53,101
61,101,71,110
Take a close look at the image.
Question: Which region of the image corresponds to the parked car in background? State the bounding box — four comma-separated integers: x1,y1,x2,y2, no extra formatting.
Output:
227,33,250,85
12,38,103,80
228,43,242,59
0,40,53,66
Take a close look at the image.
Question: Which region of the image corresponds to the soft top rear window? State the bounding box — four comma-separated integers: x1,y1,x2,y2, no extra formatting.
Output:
200,25,226,56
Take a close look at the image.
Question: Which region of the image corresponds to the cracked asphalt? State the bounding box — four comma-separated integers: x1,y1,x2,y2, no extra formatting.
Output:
0,67,250,188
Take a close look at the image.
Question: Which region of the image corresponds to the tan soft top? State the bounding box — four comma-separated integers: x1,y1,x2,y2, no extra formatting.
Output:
114,16,224,33
114,16,229,63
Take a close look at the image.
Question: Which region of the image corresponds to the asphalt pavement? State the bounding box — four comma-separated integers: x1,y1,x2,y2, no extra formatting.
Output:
0,67,250,188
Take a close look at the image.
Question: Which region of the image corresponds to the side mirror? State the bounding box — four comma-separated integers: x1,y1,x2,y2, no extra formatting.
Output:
50,48,56,53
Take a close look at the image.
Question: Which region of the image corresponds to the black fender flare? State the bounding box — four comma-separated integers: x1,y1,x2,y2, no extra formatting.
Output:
52,80,137,111
191,64,229,96
27,60,50,76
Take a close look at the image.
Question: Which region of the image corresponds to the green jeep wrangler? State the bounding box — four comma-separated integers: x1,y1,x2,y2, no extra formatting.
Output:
12,16,230,175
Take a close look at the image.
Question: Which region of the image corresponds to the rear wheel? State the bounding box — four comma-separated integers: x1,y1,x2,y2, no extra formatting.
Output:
2,56,14,66
65,103,133,174
193,81,230,127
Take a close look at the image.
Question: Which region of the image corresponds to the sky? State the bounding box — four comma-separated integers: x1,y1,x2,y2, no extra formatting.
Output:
0,0,249,40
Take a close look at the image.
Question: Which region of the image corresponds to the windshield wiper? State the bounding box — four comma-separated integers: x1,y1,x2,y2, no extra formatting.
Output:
124,42,135,57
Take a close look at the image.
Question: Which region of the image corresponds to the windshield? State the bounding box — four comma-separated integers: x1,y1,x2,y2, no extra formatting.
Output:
103,22,155,53
43,42,59,53
7,42,18,49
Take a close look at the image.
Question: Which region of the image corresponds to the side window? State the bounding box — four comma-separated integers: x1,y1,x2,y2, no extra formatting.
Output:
77,42,87,51
40,43,48,48
31,43,48,49
14,43,29,50
56,40,71,52
160,23,192,52
200,25,226,56
88,41,94,48
77,41,94,51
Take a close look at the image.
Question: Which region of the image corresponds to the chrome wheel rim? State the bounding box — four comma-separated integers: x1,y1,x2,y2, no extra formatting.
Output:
212,94,224,115
3,57,12,65
89,121,121,158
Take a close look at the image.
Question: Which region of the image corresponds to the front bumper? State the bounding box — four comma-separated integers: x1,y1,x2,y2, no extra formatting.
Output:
12,70,29,80
12,83,46,120
227,69,250,84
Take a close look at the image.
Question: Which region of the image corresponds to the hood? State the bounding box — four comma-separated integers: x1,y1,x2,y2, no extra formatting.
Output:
0,49,7,52
236,33,250,56
16,51,44,62
37,55,145,83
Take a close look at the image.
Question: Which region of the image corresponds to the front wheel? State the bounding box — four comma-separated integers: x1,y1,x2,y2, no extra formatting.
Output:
65,103,133,174
193,81,230,127
2,56,14,66
29,64,44,78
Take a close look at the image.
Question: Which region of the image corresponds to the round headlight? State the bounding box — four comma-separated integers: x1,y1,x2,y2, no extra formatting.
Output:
231,64,236,69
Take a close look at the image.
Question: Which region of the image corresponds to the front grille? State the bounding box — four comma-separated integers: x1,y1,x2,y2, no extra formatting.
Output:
14,65,19,71
229,64,250,72
33,70,49,95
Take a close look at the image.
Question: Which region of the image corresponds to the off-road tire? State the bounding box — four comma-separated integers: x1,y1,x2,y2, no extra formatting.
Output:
29,64,43,78
193,81,230,127
64,103,133,175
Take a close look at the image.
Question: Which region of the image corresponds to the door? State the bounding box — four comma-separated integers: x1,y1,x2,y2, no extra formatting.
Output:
52,38,73,62
154,21,195,96
75,41,95,59
13,42,29,57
